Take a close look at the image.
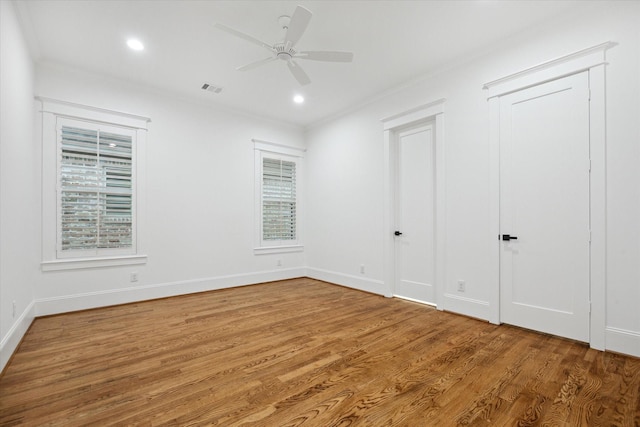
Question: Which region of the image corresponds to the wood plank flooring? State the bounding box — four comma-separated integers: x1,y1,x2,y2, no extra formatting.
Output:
1,278,639,426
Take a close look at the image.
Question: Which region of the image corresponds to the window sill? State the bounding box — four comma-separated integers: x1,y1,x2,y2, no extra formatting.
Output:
253,245,304,255
41,255,148,271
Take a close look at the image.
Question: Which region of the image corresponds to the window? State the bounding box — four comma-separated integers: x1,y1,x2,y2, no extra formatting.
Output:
262,157,297,242
254,139,304,254
39,98,149,270
58,120,134,257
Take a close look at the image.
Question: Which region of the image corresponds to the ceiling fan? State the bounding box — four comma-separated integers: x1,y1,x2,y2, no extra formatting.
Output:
215,5,354,86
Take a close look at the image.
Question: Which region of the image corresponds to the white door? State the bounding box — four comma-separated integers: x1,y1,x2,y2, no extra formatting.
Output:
499,71,591,342
394,123,435,304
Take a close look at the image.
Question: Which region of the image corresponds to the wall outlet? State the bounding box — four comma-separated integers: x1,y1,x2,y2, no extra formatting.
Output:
277,259,282,267
457,280,466,292
130,272,139,282
360,264,365,274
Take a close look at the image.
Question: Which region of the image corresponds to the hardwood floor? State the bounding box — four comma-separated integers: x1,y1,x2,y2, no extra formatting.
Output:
1,278,638,426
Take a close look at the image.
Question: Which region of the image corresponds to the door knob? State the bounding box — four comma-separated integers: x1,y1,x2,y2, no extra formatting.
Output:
394,231,403,236
502,234,518,241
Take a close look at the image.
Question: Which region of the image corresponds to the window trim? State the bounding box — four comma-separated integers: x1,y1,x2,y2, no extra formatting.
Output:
253,139,305,255
38,97,150,271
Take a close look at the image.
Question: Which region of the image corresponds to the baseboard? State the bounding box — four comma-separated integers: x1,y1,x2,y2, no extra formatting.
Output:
605,327,640,358
305,267,390,297
35,267,306,317
441,293,490,321
0,300,36,374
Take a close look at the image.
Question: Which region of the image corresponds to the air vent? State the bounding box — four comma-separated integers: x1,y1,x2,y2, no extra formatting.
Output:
201,83,223,94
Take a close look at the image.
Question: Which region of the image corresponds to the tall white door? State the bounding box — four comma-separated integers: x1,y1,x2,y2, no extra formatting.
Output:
499,71,591,342
394,123,435,304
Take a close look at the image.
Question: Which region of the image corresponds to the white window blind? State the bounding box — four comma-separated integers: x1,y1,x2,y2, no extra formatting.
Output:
262,157,296,241
59,125,133,253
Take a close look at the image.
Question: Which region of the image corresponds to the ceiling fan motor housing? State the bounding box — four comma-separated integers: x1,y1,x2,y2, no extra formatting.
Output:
274,43,296,61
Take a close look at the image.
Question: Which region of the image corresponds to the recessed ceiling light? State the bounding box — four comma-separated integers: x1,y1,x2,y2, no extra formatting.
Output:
293,95,304,104
126,39,144,51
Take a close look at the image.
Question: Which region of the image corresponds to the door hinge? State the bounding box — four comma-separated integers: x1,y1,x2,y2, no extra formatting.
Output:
589,229,592,243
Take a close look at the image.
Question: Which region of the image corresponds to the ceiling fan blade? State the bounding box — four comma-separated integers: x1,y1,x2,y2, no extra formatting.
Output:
284,6,312,47
214,23,273,52
237,57,277,71
295,51,354,62
287,60,311,86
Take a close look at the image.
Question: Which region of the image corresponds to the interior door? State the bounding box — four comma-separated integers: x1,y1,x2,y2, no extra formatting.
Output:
394,123,435,304
499,71,591,342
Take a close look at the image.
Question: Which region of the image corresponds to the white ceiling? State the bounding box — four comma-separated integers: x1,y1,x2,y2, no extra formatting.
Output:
16,0,586,128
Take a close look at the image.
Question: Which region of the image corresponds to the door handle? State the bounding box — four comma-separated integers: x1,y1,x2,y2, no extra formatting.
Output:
502,234,518,241
394,231,403,236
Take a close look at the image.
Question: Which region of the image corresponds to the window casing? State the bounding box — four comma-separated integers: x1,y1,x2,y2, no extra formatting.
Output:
39,98,149,271
254,140,304,254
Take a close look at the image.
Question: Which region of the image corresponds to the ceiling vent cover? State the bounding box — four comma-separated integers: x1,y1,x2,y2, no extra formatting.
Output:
201,83,223,94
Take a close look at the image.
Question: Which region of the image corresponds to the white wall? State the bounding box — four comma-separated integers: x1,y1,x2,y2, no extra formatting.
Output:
0,0,38,369
305,2,640,357
32,63,306,316
304,110,387,293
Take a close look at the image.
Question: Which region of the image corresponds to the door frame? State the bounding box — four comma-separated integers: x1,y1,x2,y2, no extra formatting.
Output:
485,42,615,350
381,99,446,306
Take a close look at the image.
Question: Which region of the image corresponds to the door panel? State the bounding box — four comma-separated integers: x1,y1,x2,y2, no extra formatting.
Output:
500,72,590,342
395,124,435,304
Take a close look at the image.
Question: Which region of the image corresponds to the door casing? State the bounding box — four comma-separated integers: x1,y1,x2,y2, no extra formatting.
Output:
382,99,446,307
485,42,612,350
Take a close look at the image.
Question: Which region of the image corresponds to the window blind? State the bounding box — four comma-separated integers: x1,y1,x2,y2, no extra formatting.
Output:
262,157,296,241
60,126,133,251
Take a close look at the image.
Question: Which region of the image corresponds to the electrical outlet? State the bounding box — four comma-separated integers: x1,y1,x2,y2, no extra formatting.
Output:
277,259,282,267
457,280,466,292
130,272,139,282
360,264,365,274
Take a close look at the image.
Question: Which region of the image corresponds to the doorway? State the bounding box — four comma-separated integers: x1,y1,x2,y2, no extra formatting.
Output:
498,72,591,342
486,43,611,349
382,100,445,306
393,123,436,304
